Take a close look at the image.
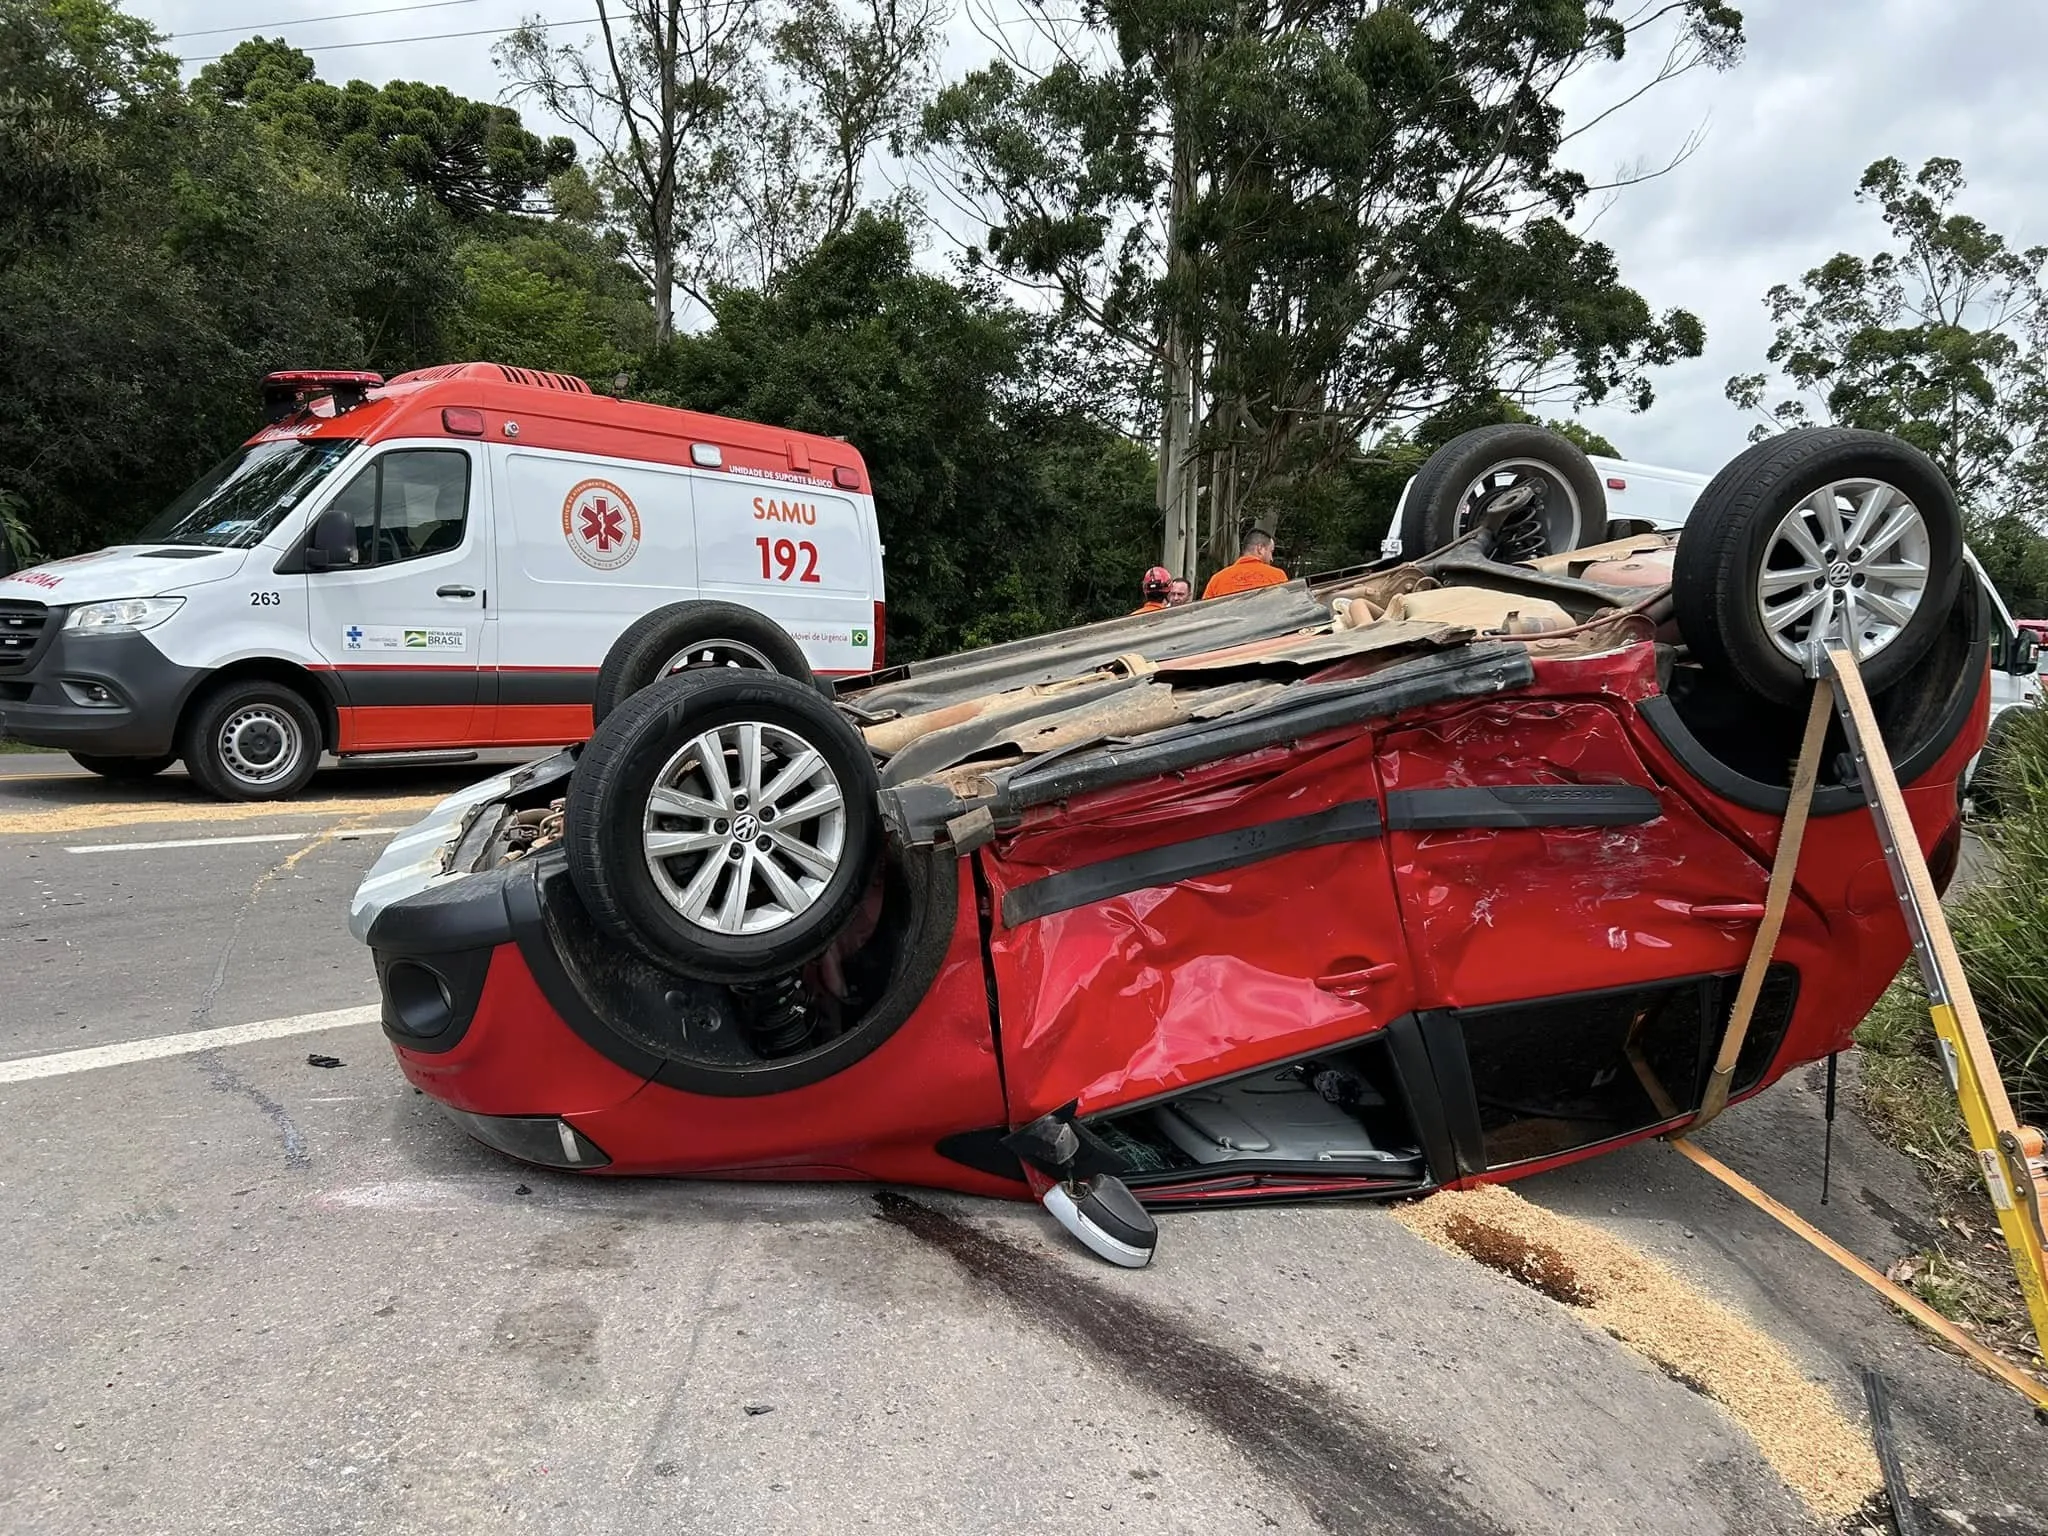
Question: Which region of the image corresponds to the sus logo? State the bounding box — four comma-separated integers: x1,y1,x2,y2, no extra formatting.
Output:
562,478,642,570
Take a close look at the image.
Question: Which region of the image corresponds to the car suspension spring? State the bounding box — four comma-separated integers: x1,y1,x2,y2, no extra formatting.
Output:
733,972,815,1057
1494,496,1551,563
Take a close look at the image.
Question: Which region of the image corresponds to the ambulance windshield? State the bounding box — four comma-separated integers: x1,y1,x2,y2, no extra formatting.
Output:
136,438,360,549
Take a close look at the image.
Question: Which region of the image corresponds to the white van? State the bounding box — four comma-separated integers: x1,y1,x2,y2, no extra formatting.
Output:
0,364,887,799
1381,431,2040,792
1381,452,1710,560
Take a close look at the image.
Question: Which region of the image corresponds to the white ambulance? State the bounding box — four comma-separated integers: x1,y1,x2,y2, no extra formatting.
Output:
0,364,887,799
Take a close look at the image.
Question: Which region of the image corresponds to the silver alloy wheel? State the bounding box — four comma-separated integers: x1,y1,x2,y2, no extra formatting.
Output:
1453,458,1584,558
217,705,304,787
641,719,847,936
660,639,776,677
1755,477,1932,669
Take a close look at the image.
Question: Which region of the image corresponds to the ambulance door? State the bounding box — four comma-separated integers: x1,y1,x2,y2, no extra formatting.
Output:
690,472,876,679
491,445,699,742
304,443,488,751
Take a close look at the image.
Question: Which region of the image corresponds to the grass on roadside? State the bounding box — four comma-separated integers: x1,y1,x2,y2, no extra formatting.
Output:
1853,704,2048,1362
1870,703,2048,1124
0,738,43,753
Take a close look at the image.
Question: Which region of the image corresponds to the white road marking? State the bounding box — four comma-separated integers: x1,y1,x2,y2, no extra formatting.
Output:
0,1005,379,1084
64,829,401,854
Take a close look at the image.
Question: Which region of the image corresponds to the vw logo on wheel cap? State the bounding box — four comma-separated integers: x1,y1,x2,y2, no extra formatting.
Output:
731,812,760,842
1826,560,1853,587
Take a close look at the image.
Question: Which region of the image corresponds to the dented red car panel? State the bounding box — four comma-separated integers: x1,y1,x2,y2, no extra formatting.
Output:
357,563,1988,1203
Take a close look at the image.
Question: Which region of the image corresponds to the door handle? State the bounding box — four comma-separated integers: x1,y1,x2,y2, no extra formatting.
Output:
1314,962,1400,999
1679,901,1767,920
437,585,477,600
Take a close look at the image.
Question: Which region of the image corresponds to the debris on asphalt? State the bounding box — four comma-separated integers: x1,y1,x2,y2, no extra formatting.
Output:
1861,1367,1922,1536
1396,1182,1880,1522
743,1403,775,1416
306,1054,343,1069
514,1184,532,1196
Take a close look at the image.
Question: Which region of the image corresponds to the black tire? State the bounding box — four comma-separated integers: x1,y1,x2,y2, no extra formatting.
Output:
69,752,176,781
591,601,815,729
1673,429,1964,707
179,680,323,801
1400,425,1608,561
565,670,881,983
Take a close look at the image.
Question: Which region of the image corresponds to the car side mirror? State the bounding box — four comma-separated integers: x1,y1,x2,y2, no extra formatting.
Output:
2013,634,2040,676
302,507,357,572
1002,1107,1159,1268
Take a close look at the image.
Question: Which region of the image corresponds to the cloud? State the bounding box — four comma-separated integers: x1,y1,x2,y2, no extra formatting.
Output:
1569,0,2048,471
134,1,2048,481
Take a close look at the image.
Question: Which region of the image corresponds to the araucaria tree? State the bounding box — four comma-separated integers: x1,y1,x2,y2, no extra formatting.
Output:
925,0,1742,580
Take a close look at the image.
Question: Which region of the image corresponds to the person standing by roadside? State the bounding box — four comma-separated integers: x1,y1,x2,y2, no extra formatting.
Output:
1202,530,1287,598
1166,577,1192,607
1131,565,1174,613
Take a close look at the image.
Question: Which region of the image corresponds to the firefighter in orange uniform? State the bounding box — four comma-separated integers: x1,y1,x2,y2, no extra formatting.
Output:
1201,530,1287,598
1131,565,1174,613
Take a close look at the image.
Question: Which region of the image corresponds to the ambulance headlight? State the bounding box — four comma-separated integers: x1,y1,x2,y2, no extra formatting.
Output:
65,597,185,634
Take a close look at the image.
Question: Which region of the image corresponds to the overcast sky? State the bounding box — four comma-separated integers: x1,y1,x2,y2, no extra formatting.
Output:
130,0,2048,475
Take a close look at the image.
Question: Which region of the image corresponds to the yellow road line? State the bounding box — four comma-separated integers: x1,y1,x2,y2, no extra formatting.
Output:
0,793,443,839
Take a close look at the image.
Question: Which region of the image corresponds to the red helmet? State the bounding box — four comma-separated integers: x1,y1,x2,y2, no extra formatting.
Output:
1142,565,1172,598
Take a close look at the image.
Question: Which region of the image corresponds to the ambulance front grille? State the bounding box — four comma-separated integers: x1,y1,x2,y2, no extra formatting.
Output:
0,600,49,672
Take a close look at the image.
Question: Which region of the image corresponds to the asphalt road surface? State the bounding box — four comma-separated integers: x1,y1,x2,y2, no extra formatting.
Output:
2,753,2042,1535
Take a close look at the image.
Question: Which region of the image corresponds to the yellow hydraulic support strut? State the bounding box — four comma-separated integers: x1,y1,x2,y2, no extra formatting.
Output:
1823,645,2048,1359
1692,641,2048,1390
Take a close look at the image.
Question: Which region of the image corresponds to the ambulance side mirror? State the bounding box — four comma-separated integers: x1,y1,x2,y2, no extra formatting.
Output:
303,507,356,573
2012,633,2039,676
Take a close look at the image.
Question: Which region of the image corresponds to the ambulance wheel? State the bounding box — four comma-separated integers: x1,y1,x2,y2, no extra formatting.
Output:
566,670,881,983
1400,425,1607,562
592,602,815,729
180,680,322,801
1673,429,1963,707
69,752,177,781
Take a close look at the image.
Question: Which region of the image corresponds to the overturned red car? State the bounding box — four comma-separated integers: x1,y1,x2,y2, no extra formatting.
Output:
351,428,1991,1259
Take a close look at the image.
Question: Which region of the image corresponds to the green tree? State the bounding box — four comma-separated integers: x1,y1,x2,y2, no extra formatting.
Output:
1727,156,2048,614
0,3,654,561
1728,157,2048,506
444,230,653,380
925,1,1738,582
196,38,575,218
638,215,1157,657
0,0,177,267
499,0,759,337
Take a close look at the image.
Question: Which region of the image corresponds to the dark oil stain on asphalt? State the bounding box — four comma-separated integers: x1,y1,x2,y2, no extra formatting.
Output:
873,1191,1507,1536
193,1047,309,1169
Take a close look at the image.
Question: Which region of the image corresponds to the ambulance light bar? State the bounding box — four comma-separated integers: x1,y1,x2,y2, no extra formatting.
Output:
260,369,384,424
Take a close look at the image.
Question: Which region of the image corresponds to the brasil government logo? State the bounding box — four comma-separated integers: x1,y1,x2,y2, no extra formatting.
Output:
562,477,642,571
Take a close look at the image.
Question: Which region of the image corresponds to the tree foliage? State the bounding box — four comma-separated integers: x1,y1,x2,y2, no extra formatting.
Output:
638,215,1157,656
195,38,577,218
0,6,650,558
1729,157,2048,615
497,0,945,327
925,0,1738,579
1,0,1726,654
